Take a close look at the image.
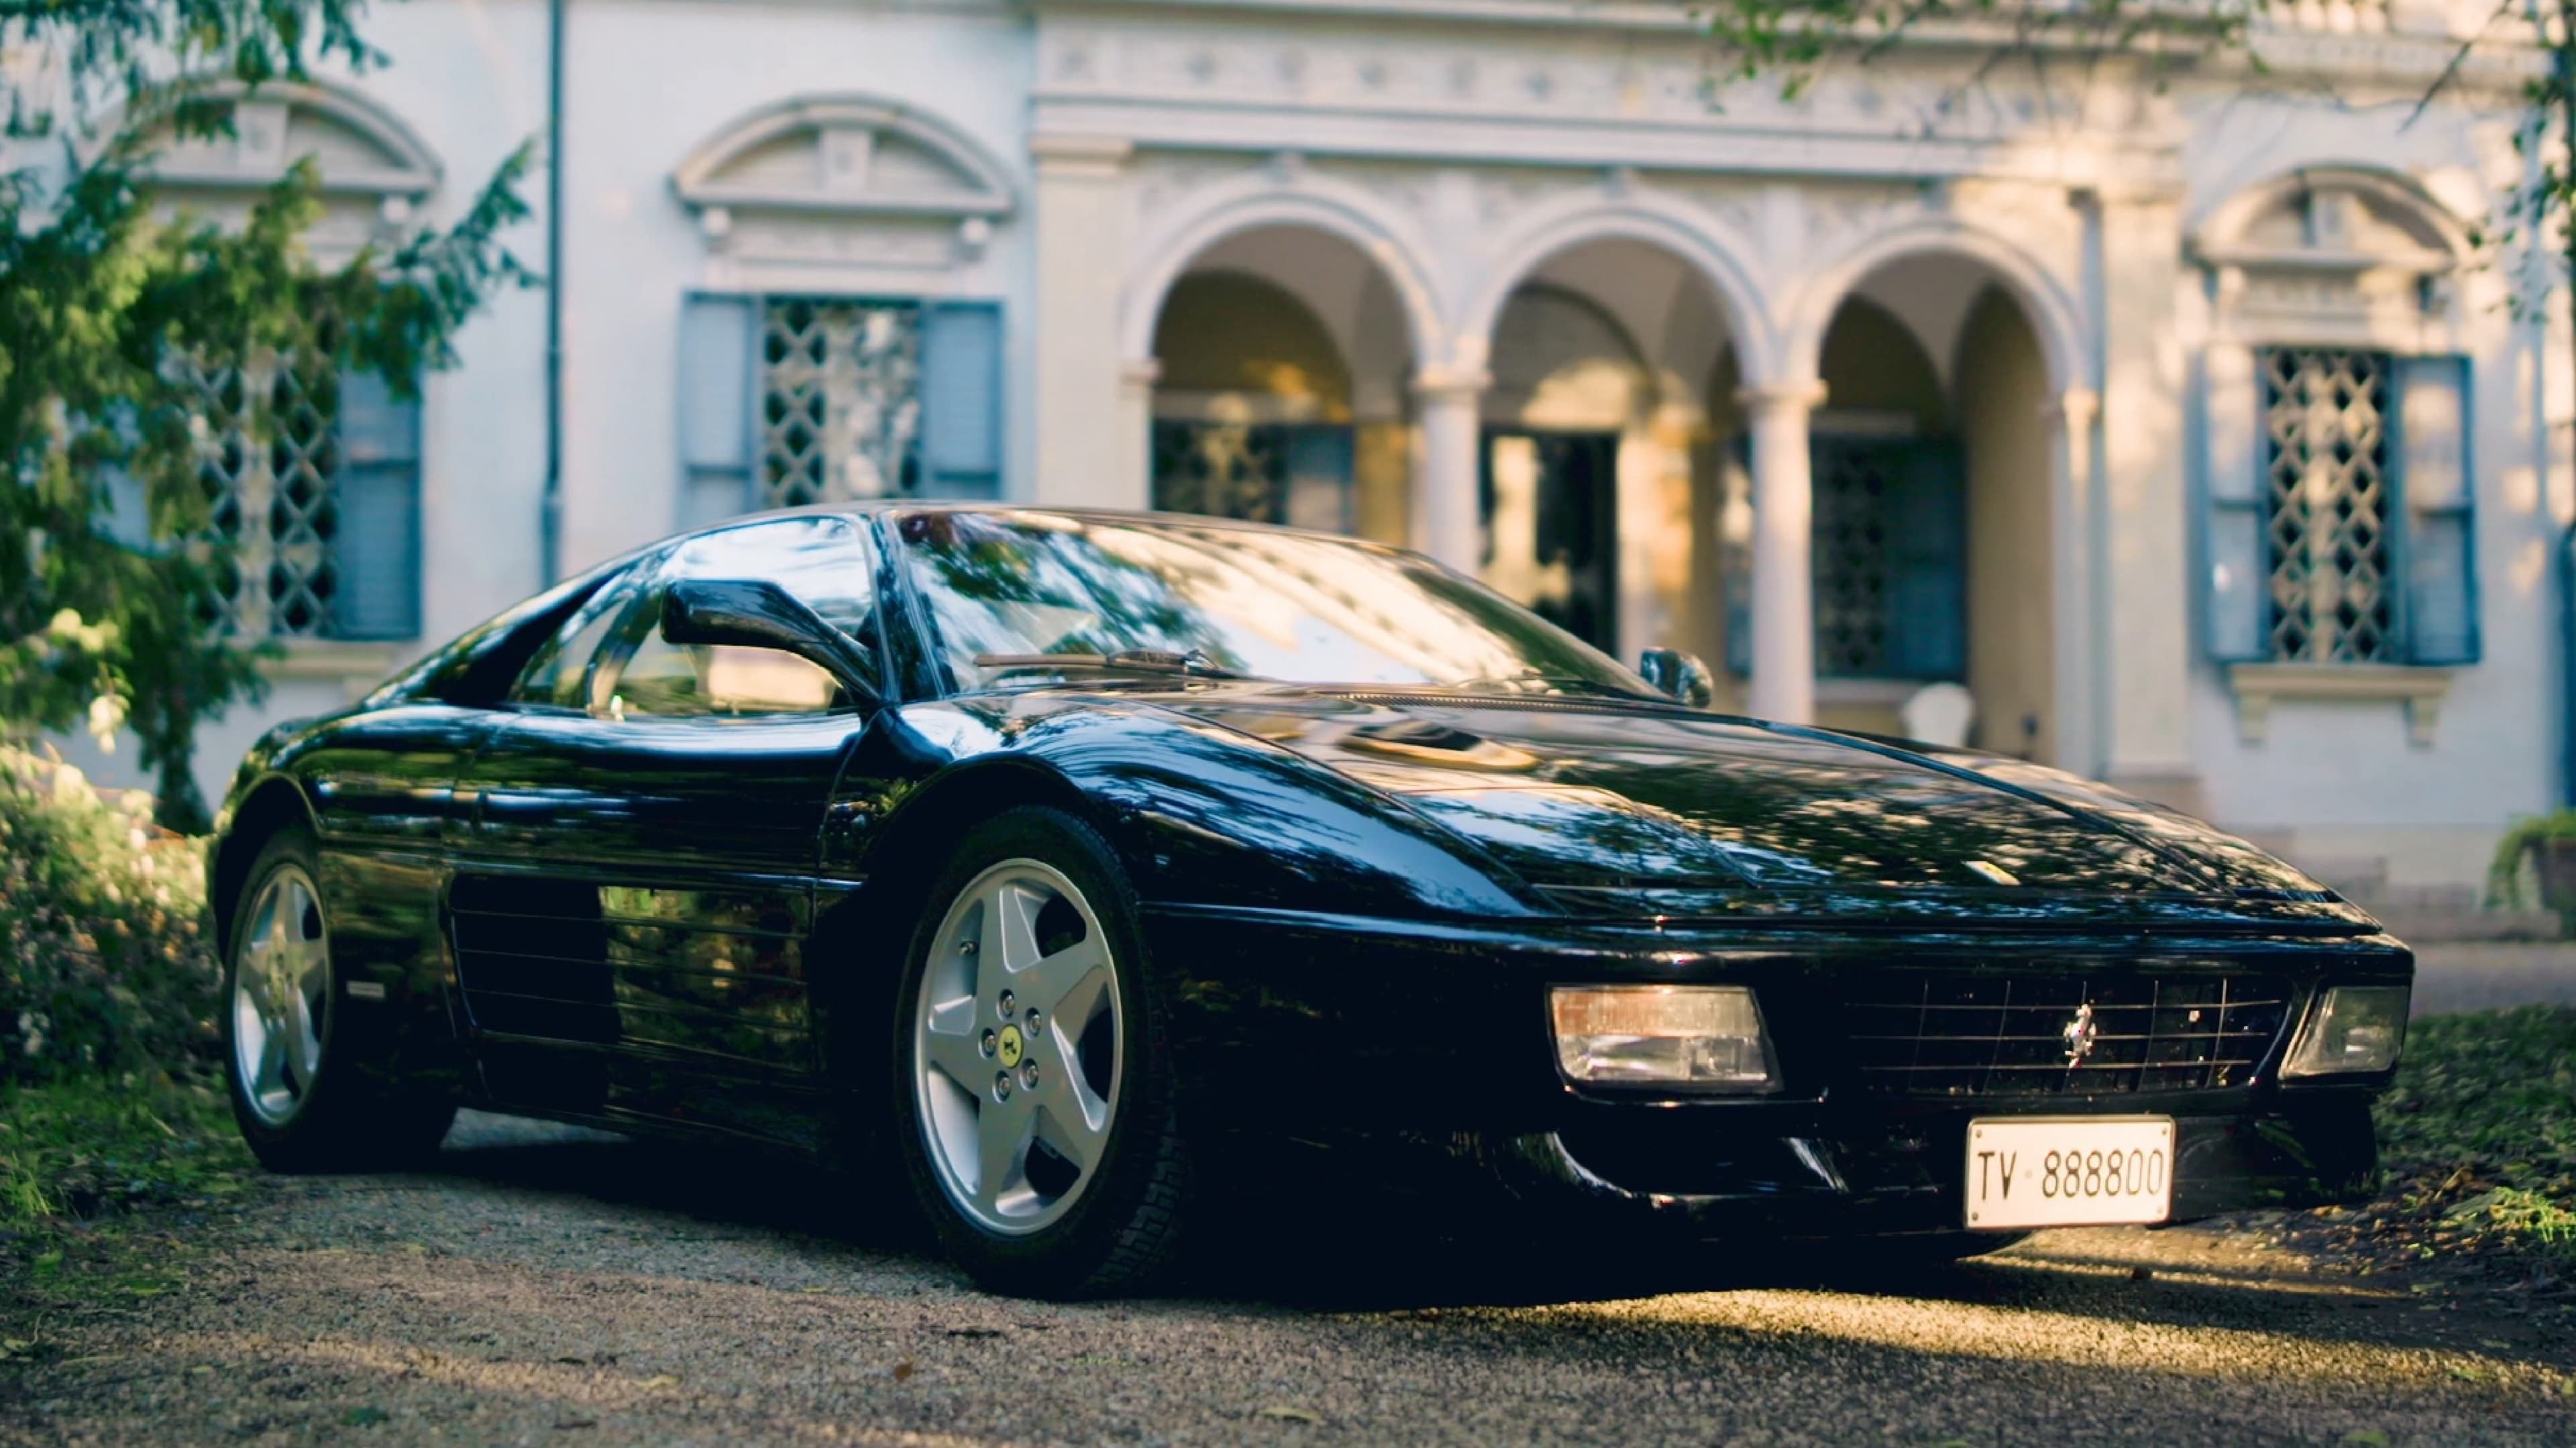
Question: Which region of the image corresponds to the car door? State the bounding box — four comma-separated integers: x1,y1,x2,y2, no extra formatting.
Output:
441,554,660,1112
448,516,888,1144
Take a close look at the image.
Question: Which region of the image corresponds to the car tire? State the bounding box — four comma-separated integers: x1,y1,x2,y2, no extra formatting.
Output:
891,806,1191,1298
221,827,455,1173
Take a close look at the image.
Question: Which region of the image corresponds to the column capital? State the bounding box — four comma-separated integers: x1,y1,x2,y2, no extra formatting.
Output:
1413,367,1491,402
1031,132,1134,178
1736,380,1829,413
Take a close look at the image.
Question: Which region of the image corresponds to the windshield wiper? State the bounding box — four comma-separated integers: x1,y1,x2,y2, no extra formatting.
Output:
972,649,1258,681
1444,673,1647,699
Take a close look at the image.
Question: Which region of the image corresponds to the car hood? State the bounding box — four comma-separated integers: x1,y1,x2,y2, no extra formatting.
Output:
1144,686,2357,925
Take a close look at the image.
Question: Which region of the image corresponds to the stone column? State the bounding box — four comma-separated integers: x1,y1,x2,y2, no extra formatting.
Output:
1031,133,1138,509
1118,358,1160,508
2094,182,2202,814
1739,381,1827,725
2046,387,2102,776
1412,368,1487,572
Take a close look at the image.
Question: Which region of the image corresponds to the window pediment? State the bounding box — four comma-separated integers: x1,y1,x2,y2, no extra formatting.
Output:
2192,167,2466,277
672,97,1015,228
117,80,439,201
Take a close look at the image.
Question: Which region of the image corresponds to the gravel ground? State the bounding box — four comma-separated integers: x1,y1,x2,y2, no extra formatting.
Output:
2410,944,2576,1017
5,1112,2572,1448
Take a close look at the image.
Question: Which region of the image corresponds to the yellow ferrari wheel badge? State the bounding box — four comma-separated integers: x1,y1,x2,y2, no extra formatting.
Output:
996,1025,1025,1069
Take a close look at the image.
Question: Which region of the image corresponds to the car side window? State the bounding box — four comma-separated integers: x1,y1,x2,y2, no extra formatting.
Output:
606,630,845,718
508,567,646,708
590,516,883,720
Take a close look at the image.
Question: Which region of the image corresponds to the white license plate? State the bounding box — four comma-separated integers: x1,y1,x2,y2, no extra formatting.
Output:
1964,1117,2176,1229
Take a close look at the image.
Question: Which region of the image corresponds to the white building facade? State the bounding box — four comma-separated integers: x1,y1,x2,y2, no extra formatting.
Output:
86,0,2573,901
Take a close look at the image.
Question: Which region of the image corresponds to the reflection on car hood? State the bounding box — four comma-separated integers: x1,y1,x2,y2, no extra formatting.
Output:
1148,687,2339,909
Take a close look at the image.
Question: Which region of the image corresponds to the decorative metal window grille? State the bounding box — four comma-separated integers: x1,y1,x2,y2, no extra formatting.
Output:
1811,442,1892,677
2260,347,2395,663
759,298,922,508
184,354,343,638
1152,421,1289,522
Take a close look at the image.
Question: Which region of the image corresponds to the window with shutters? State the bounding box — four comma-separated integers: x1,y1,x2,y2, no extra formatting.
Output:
2257,347,2397,664
178,349,421,642
681,294,1002,524
115,78,435,645
2195,170,2480,704
2220,346,2477,671
759,298,924,508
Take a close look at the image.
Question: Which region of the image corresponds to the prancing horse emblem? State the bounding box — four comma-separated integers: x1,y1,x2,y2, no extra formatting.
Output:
2061,1002,2100,1064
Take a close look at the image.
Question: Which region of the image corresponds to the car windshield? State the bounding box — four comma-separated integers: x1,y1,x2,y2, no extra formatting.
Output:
891,510,1656,697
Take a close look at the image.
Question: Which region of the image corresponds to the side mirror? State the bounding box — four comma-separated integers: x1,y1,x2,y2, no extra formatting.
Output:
660,579,877,704
1637,647,1715,708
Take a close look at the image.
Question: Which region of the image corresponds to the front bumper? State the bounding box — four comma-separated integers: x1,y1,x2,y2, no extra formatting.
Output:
1142,901,2404,1237
1484,1095,2381,1238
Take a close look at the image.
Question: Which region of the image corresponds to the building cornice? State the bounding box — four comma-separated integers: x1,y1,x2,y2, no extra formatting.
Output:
1028,0,2550,55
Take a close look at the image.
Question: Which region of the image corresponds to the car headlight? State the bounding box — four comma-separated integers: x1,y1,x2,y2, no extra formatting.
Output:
1549,985,1778,1091
2282,986,2410,1078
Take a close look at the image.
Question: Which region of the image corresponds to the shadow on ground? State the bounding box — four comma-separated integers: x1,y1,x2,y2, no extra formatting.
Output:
413,1111,2569,1366
16,1110,2571,1448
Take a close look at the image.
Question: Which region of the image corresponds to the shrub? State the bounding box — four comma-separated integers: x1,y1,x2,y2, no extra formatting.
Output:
0,742,218,1086
2485,810,2576,909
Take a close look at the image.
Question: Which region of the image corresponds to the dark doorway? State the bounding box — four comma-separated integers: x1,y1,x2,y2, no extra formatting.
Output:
1809,435,1966,681
1480,429,1619,654
1151,421,1356,534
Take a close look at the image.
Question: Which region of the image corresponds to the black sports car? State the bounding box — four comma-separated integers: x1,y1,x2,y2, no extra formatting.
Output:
210,505,2410,1296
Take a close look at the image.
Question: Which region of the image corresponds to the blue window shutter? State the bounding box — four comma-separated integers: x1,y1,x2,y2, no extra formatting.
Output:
1884,440,1968,681
2204,499,2268,661
331,369,422,641
679,293,757,524
918,302,1003,499
2395,355,2479,665
102,466,148,547
2207,351,2271,662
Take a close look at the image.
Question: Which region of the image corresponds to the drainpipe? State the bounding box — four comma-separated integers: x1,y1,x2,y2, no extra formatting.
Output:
539,0,566,586
2548,0,2576,804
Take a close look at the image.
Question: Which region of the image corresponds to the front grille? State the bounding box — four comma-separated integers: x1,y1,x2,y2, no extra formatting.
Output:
1844,970,2294,1097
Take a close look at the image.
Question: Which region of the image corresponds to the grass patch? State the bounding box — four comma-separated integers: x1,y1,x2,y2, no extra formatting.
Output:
2379,1007,2576,1186
1,1074,253,1326
2324,1006,2576,1282
1,1075,249,1232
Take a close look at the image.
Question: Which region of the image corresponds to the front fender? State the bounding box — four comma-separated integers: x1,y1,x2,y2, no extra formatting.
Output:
871,698,1535,924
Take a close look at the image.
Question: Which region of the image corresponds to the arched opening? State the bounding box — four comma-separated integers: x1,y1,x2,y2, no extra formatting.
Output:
1803,254,2057,757
1145,225,1415,543
1478,237,1739,667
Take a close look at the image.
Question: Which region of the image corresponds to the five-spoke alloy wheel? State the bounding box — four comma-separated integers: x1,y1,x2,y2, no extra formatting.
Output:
232,863,333,1127
914,858,1123,1234
894,807,1189,1296
221,827,455,1171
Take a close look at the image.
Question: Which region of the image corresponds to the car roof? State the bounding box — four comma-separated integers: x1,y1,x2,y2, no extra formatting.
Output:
678,501,1421,555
